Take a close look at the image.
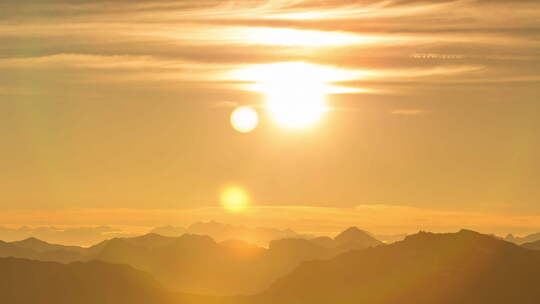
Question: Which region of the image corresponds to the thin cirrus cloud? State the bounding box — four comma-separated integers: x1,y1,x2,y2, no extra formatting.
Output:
0,53,489,98
0,0,538,98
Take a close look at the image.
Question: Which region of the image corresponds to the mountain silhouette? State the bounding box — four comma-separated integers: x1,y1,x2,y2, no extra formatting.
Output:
0,238,85,263
333,226,383,250
10,237,85,253
90,227,382,295
0,257,177,304
151,221,313,246
0,226,383,295
92,234,306,295
309,236,335,247
150,226,187,237
253,230,540,304
505,232,540,244
307,226,383,254
0,225,139,247
522,239,540,250
3,229,540,303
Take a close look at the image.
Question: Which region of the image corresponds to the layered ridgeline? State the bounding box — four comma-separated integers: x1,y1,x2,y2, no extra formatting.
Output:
152,221,405,246
251,230,540,304
0,226,382,295
3,230,540,304
151,221,313,246
522,239,540,250
0,222,311,248
0,237,88,263
88,226,383,295
505,232,540,245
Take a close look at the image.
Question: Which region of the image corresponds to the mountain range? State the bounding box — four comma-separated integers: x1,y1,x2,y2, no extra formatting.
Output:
92,226,382,295
0,226,382,296
0,237,86,263
3,229,540,303
505,232,540,245
522,239,540,250
0,221,308,247
151,221,313,246
0,225,138,247
251,229,540,304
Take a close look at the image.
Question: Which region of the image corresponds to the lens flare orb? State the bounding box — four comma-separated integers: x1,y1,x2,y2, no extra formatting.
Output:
220,185,250,212
230,106,259,133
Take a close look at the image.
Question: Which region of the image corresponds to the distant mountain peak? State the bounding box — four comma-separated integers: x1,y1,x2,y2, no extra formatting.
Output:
342,226,363,233
11,237,54,251
332,227,382,250
457,228,482,235
18,237,48,244
132,233,169,241
174,234,217,248
334,227,374,242
400,229,510,252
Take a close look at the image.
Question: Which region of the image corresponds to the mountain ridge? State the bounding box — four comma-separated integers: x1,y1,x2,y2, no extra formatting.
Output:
256,229,540,304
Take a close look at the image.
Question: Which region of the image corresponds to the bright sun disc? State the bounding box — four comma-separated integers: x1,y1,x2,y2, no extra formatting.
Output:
230,106,259,133
231,62,363,130
264,82,326,129
220,186,249,212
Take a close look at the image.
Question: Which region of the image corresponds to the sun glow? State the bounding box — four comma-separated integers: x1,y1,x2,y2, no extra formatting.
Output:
232,62,366,129
230,106,259,133
262,82,326,129
239,27,382,47
220,185,250,212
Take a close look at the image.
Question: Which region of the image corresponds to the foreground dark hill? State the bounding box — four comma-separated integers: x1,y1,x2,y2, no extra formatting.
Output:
0,257,177,304
247,230,540,304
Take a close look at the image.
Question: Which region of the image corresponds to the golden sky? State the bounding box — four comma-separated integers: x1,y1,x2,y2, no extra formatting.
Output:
0,0,539,234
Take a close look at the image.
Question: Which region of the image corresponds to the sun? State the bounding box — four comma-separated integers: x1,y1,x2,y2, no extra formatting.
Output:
262,81,326,129
220,185,250,212
231,62,363,129
230,106,259,133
